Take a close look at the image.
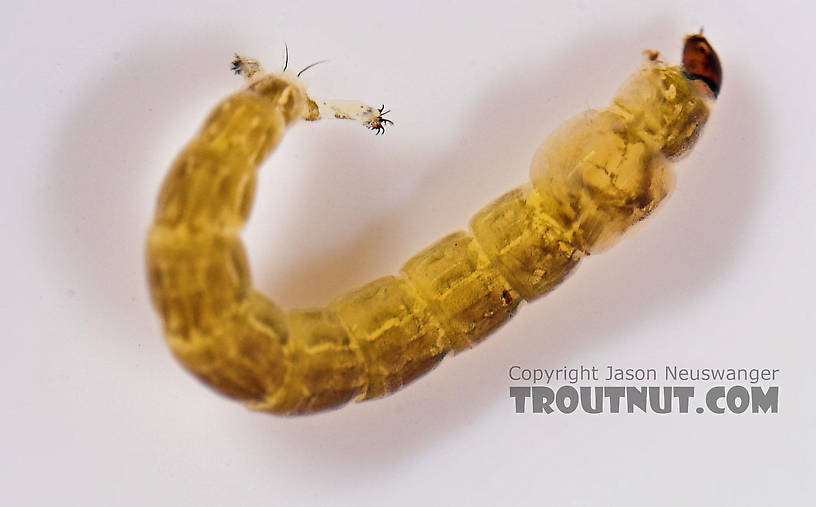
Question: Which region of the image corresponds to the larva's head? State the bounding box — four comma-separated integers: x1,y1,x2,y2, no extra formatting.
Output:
682,34,722,98
659,33,721,158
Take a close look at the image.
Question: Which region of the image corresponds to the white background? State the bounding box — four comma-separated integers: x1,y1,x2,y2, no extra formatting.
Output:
2,0,815,505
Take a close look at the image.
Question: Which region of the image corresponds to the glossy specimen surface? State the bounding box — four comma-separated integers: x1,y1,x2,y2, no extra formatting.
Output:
146,36,718,414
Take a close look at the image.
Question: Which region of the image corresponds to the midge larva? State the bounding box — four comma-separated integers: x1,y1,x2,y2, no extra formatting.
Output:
146,34,722,415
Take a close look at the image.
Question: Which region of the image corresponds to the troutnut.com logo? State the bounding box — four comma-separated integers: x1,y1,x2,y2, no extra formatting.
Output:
508,365,779,414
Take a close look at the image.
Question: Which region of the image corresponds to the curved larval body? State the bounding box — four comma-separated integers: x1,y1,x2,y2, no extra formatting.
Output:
146,41,716,415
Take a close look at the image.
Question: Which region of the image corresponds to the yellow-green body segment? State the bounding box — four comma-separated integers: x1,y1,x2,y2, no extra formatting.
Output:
146,56,713,415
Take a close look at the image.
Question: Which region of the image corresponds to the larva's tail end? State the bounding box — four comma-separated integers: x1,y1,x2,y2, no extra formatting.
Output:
231,54,264,81
369,104,394,135
303,98,394,135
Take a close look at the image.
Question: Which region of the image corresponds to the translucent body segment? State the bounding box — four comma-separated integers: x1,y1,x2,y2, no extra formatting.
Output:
255,308,367,414
153,148,258,235
245,75,309,124
146,232,251,335
469,185,583,300
527,66,707,253
166,292,290,401
529,109,677,253
154,94,289,235
195,91,288,166
610,65,710,159
401,231,521,351
330,276,448,398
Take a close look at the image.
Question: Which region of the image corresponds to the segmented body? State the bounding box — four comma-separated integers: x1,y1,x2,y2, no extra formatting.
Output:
146,39,717,415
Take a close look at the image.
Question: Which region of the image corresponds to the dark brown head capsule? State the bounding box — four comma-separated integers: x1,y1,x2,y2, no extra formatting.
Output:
682,34,722,98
